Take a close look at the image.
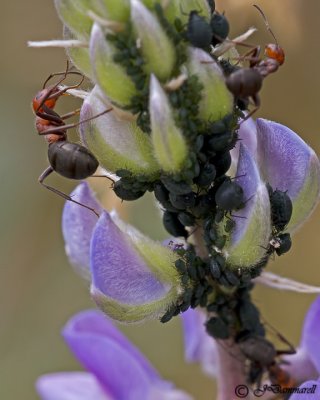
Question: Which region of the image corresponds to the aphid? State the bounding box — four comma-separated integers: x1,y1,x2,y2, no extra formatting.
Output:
269,233,292,256
215,180,244,211
225,5,285,119
163,211,188,238
186,11,213,49
113,180,146,201
210,12,230,45
238,334,296,389
33,64,112,216
268,185,293,232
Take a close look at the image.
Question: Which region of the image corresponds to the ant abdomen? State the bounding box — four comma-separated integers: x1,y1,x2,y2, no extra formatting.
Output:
226,68,263,98
48,141,99,180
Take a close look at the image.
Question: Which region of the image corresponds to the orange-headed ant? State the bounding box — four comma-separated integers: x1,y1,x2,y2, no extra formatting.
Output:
33,63,113,216
225,5,285,120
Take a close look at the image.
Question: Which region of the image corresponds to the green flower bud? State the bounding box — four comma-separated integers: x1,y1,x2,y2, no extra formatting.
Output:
54,0,95,39
90,23,138,107
187,48,233,122
131,0,176,81
149,75,188,172
98,0,130,22
63,26,93,78
80,86,160,176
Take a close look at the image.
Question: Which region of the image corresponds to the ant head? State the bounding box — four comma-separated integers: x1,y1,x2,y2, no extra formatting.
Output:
265,43,285,65
32,86,60,113
253,4,285,66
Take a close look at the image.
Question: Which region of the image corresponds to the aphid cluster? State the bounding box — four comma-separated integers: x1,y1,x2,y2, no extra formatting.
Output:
183,0,230,49
34,3,295,386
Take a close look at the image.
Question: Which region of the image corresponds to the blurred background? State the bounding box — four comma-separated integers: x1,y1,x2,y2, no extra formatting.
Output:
1,0,320,398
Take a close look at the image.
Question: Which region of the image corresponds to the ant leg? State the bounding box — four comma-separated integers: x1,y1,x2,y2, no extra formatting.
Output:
240,94,260,123
36,104,64,125
60,108,81,120
37,108,113,136
39,166,100,217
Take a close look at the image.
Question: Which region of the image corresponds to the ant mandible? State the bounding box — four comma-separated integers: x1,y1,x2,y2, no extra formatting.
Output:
225,5,285,120
33,62,113,217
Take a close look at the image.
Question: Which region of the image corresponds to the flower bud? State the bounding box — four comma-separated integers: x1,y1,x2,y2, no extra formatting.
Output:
149,75,188,172
187,48,233,122
80,86,160,176
225,144,272,268
54,0,94,39
91,211,183,322
99,0,130,22
256,119,320,232
63,26,93,78
90,23,138,107
131,0,176,81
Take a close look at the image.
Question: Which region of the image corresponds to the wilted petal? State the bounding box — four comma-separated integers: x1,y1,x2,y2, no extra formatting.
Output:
187,48,233,122
181,309,218,377
131,0,176,81
149,75,188,172
257,118,320,232
62,183,102,280
90,212,181,322
226,144,271,268
36,372,109,400
90,23,138,107
80,86,159,176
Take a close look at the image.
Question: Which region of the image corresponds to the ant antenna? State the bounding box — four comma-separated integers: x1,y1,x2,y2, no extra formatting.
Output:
253,4,278,45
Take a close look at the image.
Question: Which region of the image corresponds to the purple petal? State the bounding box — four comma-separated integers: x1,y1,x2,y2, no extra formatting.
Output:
226,144,271,268
301,296,320,374
62,183,102,280
256,118,320,230
90,211,170,305
287,380,320,400
282,347,318,385
181,309,218,377
231,116,257,165
36,372,109,400
63,310,162,400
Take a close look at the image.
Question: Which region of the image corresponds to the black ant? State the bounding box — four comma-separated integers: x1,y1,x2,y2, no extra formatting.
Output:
33,63,113,216
225,5,285,120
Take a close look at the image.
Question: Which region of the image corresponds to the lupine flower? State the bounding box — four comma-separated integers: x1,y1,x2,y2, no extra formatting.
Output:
62,183,184,323
224,117,320,268
36,310,192,400
32,1,320,398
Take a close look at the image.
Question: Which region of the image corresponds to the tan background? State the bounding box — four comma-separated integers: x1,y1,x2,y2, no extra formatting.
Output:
0,0,319,398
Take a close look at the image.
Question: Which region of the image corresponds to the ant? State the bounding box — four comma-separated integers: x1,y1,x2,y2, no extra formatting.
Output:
33,63,113,216
225,5,285,120
238,330,296,392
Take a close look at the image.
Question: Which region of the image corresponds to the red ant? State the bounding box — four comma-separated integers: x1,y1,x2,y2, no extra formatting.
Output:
225,5,285,120
33,63,113,216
